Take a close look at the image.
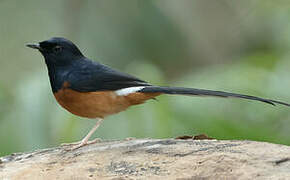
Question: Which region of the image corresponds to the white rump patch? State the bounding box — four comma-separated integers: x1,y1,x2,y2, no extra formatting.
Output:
115,86,145,96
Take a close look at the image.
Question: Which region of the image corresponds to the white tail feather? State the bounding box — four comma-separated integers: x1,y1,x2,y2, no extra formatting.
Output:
115,86,145,96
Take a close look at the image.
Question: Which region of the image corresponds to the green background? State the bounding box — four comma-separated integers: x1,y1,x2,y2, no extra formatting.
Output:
0,0,290,156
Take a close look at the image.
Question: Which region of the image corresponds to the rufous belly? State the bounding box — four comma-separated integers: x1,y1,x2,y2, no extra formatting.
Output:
53,88,160,118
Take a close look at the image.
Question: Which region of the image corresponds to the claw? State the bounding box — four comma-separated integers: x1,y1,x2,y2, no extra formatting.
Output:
63,138,102,151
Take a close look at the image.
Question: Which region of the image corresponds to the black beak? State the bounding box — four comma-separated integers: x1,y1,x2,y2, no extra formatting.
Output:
26,43,41,50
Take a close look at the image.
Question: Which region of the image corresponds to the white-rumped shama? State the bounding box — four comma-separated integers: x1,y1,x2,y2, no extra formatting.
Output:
26,37,290,150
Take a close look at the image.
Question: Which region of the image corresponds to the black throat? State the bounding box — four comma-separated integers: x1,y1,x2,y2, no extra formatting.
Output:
46,64,70,93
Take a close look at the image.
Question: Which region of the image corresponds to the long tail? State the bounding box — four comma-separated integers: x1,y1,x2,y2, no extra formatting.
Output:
139,86,290,107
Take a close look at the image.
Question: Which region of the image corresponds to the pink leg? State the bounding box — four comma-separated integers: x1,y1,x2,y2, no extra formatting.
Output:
62,118,103,150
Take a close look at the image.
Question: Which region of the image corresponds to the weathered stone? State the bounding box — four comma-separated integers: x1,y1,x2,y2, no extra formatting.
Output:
1,139,290,179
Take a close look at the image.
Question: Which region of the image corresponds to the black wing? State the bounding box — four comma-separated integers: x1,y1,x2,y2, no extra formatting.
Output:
67,59,151,92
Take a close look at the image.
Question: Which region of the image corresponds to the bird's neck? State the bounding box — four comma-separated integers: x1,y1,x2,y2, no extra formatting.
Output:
46,65,70,93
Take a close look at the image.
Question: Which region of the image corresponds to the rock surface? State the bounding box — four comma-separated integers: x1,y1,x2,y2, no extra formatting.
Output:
1,139,290,180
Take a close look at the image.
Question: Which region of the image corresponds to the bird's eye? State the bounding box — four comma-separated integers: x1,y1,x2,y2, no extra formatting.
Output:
53,46,62,53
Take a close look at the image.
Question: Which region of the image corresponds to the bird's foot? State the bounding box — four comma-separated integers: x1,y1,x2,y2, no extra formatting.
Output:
61,138,101,151
124,137,136,141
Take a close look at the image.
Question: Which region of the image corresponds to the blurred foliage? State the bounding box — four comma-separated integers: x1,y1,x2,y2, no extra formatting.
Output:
0,0,290,156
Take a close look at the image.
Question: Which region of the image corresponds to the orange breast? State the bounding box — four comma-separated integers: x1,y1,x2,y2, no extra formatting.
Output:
53,85,160,118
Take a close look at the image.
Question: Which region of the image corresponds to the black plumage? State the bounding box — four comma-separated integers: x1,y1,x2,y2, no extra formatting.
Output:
139,86,290,106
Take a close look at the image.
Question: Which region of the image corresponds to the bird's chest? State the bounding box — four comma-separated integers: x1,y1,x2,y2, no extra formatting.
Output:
53,84,132,118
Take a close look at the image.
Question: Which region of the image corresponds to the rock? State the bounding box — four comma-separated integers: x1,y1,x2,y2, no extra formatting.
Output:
0,139,290,179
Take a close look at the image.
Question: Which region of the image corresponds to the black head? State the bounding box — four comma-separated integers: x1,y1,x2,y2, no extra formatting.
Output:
26,37,83,66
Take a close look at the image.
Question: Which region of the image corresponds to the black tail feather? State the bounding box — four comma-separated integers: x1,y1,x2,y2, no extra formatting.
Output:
139,86,290,107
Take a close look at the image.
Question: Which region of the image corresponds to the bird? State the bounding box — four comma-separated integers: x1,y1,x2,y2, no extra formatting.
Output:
26,37,290,150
